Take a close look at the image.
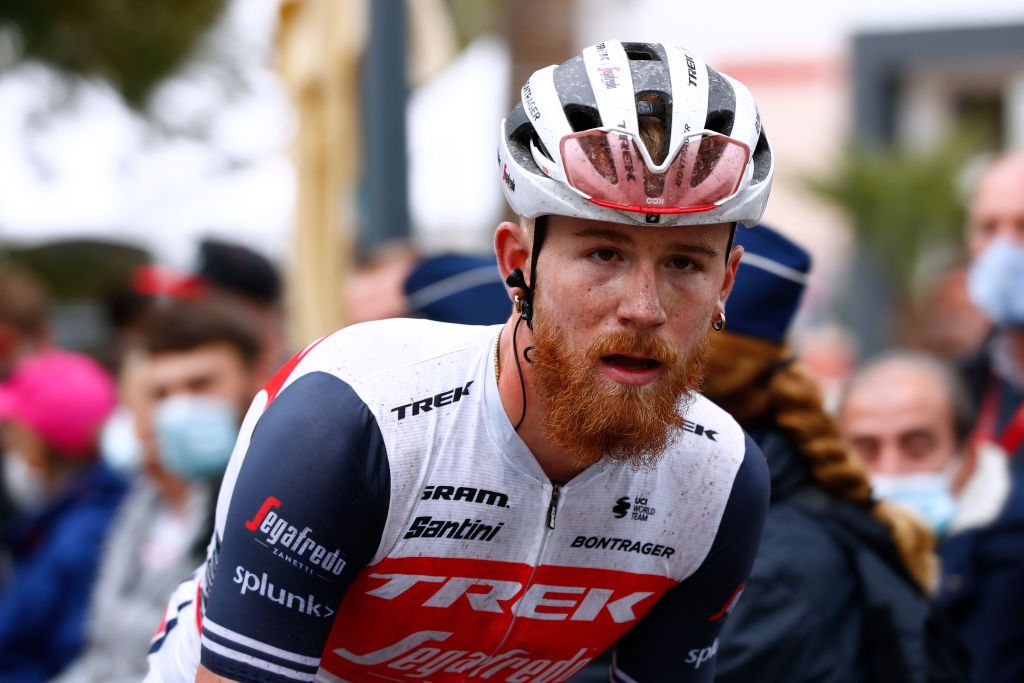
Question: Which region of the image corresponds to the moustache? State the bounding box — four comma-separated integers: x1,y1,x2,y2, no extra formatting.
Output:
586,330,681,368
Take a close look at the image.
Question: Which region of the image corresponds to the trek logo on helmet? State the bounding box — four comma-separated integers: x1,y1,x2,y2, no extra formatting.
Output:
686,54,699,86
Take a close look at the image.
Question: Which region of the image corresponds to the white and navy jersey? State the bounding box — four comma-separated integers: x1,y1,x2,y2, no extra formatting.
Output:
148,319,768,683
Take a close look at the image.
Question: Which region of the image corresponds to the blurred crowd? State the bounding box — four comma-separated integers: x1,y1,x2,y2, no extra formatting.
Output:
0,151,1022,683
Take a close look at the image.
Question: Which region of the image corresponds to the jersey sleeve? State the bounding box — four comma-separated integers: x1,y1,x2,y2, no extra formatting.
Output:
199,371,390,683
611,432,769,682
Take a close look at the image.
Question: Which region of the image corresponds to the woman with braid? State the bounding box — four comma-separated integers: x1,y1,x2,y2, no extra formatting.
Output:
706,226,968,683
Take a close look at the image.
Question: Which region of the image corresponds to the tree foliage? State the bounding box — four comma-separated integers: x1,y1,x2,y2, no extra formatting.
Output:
0,0,227,108
806,140,973,301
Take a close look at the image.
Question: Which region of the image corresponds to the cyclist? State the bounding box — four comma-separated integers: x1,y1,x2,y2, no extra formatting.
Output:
148,39,774,683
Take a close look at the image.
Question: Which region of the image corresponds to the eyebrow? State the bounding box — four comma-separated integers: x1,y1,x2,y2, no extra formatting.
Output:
574,228,720,258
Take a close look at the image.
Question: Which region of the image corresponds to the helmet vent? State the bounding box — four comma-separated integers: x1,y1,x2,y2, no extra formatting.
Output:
626,49,655,61
704,110,735,137
622,42,663,61
751,129,771,183
565,105,601,133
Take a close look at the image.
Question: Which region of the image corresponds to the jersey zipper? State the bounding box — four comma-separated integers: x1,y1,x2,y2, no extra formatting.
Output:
546,484,561,529
486,481,563,663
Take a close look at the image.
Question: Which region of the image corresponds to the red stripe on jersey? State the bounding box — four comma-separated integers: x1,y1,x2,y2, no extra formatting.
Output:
195,583,203,635
708,581,745,622
262,336,328,409
151,608,168,641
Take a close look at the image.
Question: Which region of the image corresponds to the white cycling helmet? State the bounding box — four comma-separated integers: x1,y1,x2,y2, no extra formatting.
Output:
497,40,773,227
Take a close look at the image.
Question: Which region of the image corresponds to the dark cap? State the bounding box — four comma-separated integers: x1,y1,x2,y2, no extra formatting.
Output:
198,239,281,305
727,225,812,344
404,254,509,325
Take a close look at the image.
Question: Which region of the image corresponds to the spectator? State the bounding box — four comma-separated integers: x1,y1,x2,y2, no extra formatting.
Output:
841,352,1010,538
0,351,124,683
0,264,52,538
0,264,50,380
55,298,266,683
344,242,419,324
194,239,286,369
346,246,509,326
702,226,966,683
937,151,1024,683
132,239,287,370
962,151,1024,453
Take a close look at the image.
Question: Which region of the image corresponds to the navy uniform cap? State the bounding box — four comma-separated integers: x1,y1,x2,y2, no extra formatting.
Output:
727,225,812,344
403,254,509,325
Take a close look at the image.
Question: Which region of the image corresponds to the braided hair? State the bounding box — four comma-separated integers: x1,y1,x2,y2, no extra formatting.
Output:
703,332,937,591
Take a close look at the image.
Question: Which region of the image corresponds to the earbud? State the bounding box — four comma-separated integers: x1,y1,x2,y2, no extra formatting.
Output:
505,268,528,291
505,268,534,327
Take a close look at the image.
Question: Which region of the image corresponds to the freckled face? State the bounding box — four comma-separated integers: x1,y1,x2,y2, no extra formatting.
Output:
531,215,736,385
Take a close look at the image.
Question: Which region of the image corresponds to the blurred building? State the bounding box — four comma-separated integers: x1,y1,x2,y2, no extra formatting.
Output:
854,24,1024,151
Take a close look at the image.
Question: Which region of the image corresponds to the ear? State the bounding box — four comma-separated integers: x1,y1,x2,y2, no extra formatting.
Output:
716,244,744,318
494,221,531,298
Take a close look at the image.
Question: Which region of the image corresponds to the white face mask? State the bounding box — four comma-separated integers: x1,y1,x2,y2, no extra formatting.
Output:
99,406,144,479
2,451,51,513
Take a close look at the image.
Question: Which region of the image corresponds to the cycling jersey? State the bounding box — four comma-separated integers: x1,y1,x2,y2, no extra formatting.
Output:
146,319,769,683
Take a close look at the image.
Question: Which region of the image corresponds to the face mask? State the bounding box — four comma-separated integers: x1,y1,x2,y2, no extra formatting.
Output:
153,395,239,480
99,407,143,479
2,451,50,513
871,471,957,537
967,236,1024,327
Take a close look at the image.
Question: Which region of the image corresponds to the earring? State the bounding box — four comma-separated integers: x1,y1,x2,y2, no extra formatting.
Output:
712,312,726,332
514,294,523,314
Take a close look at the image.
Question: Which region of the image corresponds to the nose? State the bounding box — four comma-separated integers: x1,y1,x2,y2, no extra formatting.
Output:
616,263,668,330
873,441,905,476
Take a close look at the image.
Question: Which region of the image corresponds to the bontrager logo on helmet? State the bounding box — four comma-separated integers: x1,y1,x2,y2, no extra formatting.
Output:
497,39,773,228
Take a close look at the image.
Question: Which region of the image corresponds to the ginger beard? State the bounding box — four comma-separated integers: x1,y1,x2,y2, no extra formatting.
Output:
529,302,711,470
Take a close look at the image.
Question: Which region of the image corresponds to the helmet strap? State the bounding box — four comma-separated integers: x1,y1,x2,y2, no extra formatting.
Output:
524,215,548,330
725,222,738,265
502,215,547,431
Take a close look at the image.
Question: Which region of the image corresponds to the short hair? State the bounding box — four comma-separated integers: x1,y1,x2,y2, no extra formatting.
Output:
0,263,49,336
843,350,974,447
142,297,263,367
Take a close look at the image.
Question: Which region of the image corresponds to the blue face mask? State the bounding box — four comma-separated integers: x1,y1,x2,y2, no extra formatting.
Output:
871,472,957,537
154,395,239,480
968,237,1024,327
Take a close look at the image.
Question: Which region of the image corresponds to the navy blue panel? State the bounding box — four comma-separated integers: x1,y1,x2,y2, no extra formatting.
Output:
728,225,812,345
403,254,509,325
612,432,770,681
200,371,390,683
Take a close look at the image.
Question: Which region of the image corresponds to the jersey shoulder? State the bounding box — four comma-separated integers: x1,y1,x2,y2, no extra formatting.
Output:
278,319,499,400
669,391,749,464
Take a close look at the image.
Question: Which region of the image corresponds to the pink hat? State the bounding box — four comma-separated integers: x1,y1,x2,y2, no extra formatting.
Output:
0,350,117,458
